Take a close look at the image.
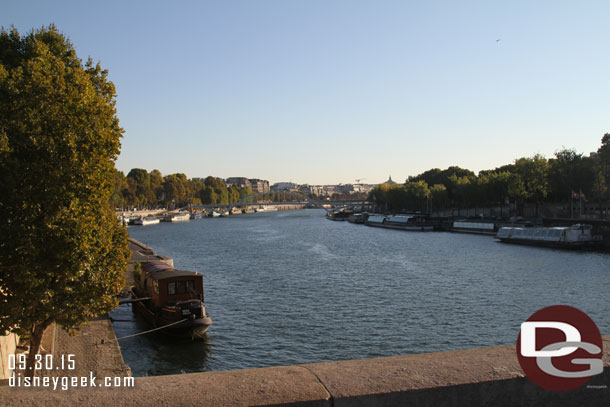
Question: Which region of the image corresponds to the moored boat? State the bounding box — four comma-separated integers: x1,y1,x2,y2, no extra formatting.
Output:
365,214,434,231
495,224,602,249
326,208,352,221
130,261,212,339
162,212,190,222
452,220,496,235
383,215,434,231
347,212,368,224
125,215,140,225
364,214,387,226
133,215,161,226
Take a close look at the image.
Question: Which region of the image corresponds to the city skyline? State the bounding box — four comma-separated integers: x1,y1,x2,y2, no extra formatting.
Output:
3,1,609,185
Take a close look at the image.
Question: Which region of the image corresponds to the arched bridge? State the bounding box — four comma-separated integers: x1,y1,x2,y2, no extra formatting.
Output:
228,191,322,210
191,191,371,212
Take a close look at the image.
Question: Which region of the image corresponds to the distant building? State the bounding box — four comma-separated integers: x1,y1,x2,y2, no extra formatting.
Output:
300,184,325,196
334,184,355,194
323,185,337,197
271,182,299,192
353,184,374,194
590,152,599,158
383,175,398,185
225,177,251,189
249,179,270,194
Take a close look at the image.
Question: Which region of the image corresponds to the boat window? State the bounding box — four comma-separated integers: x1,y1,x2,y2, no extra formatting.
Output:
153,280,159,295
185,280,194,293
176,281,186,294
168,282,176,295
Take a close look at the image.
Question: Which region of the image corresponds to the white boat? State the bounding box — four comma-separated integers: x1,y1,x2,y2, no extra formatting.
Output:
163,212,190,222
209,211,221,218
365,214,434,231
364,215,387,226
452,221,496,235
133,215,160,226
495,224,602,249
126,215,140,225
384,215,434,231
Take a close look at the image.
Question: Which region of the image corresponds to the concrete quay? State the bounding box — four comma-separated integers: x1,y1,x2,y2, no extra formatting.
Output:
1,335,609,406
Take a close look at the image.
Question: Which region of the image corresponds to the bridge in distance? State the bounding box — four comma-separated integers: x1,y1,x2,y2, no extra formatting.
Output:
190,191,372,211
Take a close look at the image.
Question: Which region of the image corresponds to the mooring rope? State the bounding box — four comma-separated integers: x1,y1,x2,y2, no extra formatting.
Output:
115,318,189,340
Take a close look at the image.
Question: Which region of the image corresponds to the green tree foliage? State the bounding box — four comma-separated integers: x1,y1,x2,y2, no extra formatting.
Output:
0,26,130,375
110,169,128,209
547,149,595,202
429,184,448,210
239,186,253,200
127,168,155,208
598,133,610,166
150,169,164,202
369,181,429,212
409,166,475,203
513,154,549,203
163,173,188,208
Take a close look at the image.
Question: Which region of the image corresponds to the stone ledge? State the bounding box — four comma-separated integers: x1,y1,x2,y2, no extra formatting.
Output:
1,336,609,406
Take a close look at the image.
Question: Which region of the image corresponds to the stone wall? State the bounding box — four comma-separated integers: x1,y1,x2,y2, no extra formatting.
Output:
1,335,609,406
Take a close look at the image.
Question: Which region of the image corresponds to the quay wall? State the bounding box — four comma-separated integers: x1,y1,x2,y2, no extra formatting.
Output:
430,202,608,220
1,335,609,406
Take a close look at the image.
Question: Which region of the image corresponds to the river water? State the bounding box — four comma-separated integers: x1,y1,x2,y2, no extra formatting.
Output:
111,209,610,377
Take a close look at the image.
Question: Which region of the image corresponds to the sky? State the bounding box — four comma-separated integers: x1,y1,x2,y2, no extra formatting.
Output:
3,1,609,185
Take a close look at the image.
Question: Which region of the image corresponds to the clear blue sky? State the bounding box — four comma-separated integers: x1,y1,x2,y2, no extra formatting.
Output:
4,1,609,185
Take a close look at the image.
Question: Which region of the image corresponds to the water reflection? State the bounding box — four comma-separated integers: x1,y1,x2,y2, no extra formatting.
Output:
110,303,211,376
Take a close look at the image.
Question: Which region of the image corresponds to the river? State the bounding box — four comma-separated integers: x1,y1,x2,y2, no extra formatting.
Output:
110,209,610,376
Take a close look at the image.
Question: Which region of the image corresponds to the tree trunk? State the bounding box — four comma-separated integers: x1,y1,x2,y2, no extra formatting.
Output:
26,323,49,379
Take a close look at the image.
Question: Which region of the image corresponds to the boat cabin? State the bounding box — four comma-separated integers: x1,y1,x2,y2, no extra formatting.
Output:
138,261,204,307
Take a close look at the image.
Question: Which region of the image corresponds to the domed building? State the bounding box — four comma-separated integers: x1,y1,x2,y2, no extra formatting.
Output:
383,175,397,185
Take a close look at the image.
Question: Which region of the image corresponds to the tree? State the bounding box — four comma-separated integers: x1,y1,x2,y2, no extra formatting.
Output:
150,169,164,204
548,149,578,201
0,26,130,376
404,180,430,212
598,133,610,166
239,186,253,200
429,184,448,211
509,155,549,216
163,173,188,208
110,169,128,210
597,134,610,199
127,168,155,208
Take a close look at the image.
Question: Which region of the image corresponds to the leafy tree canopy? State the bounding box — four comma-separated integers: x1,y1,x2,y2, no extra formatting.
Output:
0,25,129,373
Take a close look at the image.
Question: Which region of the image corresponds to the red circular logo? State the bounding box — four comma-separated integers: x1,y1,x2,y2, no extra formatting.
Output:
516,305,603,391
